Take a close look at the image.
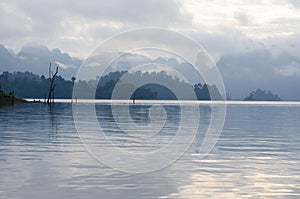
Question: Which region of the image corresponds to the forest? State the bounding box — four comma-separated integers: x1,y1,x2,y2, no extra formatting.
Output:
0,70,223,100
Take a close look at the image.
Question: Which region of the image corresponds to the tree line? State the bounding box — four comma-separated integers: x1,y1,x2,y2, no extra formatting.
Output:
0,70,223,100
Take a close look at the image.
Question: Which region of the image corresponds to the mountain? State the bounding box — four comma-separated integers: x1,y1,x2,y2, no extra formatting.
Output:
2,43,297,100
0,44,82,80
0,43,209,84
0,44,17,71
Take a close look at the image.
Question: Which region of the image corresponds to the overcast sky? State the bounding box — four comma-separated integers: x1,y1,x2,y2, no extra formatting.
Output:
0,0,299,57
1,0,300,99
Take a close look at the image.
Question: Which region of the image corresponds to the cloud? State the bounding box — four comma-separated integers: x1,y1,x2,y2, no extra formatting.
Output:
275,61,300,77
234,11,251,26
0,0,191,57
0,2,32,39
68,0,189,25
1,0,300,99
289,0,300,7
216,45,300,100
55,61,77,69
0,0,299,58
6,0,189,27
184,27,263,61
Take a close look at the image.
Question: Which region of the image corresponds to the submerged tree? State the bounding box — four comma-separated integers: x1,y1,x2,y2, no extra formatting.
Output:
47,63,58,104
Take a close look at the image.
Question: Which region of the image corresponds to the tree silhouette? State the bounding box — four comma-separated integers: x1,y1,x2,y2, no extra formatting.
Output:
47,63,58,104
71,77,76,83
0,70,225,101
244,89,281,101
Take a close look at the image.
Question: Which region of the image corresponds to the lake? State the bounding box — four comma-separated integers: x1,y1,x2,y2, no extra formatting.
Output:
0,101,299,198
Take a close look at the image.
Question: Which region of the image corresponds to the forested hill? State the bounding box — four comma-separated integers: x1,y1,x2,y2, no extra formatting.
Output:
244,89,281,101
0,70,223,100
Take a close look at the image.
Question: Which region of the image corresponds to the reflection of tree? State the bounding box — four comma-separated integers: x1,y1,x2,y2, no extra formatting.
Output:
194,105,212,153
48,105,58,142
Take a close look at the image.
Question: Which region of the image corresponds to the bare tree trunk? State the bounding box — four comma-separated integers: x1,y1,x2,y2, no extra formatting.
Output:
47,63,58,104
11,91,14,106
133,92,136,104
52,90,54,104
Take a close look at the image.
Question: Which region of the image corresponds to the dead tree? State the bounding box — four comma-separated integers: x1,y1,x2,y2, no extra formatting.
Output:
47,63,58,104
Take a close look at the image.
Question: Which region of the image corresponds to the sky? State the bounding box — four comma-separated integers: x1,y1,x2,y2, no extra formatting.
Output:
0,0,300,99
0,0,299,58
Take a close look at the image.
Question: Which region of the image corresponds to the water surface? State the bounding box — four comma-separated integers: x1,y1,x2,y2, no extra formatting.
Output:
0,102,299,198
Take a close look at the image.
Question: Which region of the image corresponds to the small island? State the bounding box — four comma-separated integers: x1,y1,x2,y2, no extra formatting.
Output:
244,89,281,101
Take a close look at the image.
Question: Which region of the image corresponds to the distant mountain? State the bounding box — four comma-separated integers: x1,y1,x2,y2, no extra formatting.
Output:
244,89,281,101
2,43,300,100
0,44,16,70
0,43,82,80
0,43,209,85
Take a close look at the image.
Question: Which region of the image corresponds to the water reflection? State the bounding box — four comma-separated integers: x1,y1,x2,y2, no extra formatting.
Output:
0,103,299,198
48,105,58,141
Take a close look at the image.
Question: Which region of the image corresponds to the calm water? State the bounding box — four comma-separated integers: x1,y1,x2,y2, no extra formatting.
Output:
0,102,299,198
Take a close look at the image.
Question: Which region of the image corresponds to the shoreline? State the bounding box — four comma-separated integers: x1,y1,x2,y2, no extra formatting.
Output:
25,98,300,105
0,91,28,108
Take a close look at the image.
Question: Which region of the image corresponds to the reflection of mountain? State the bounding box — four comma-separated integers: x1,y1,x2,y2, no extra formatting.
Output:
244,89,281,101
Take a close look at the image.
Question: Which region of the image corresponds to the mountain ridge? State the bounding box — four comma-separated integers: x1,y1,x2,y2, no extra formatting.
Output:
0,43,82,80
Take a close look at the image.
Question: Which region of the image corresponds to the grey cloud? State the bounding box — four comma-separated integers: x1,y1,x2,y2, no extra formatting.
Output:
289,0,300,7
8,0,189,26
0,0,190,57
275,61,300,77
234,11,251,26
1,0,300,100
185,27,263,61
263,33,300,59
0,3,31,39
217,47,300,100
69,0,189,25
